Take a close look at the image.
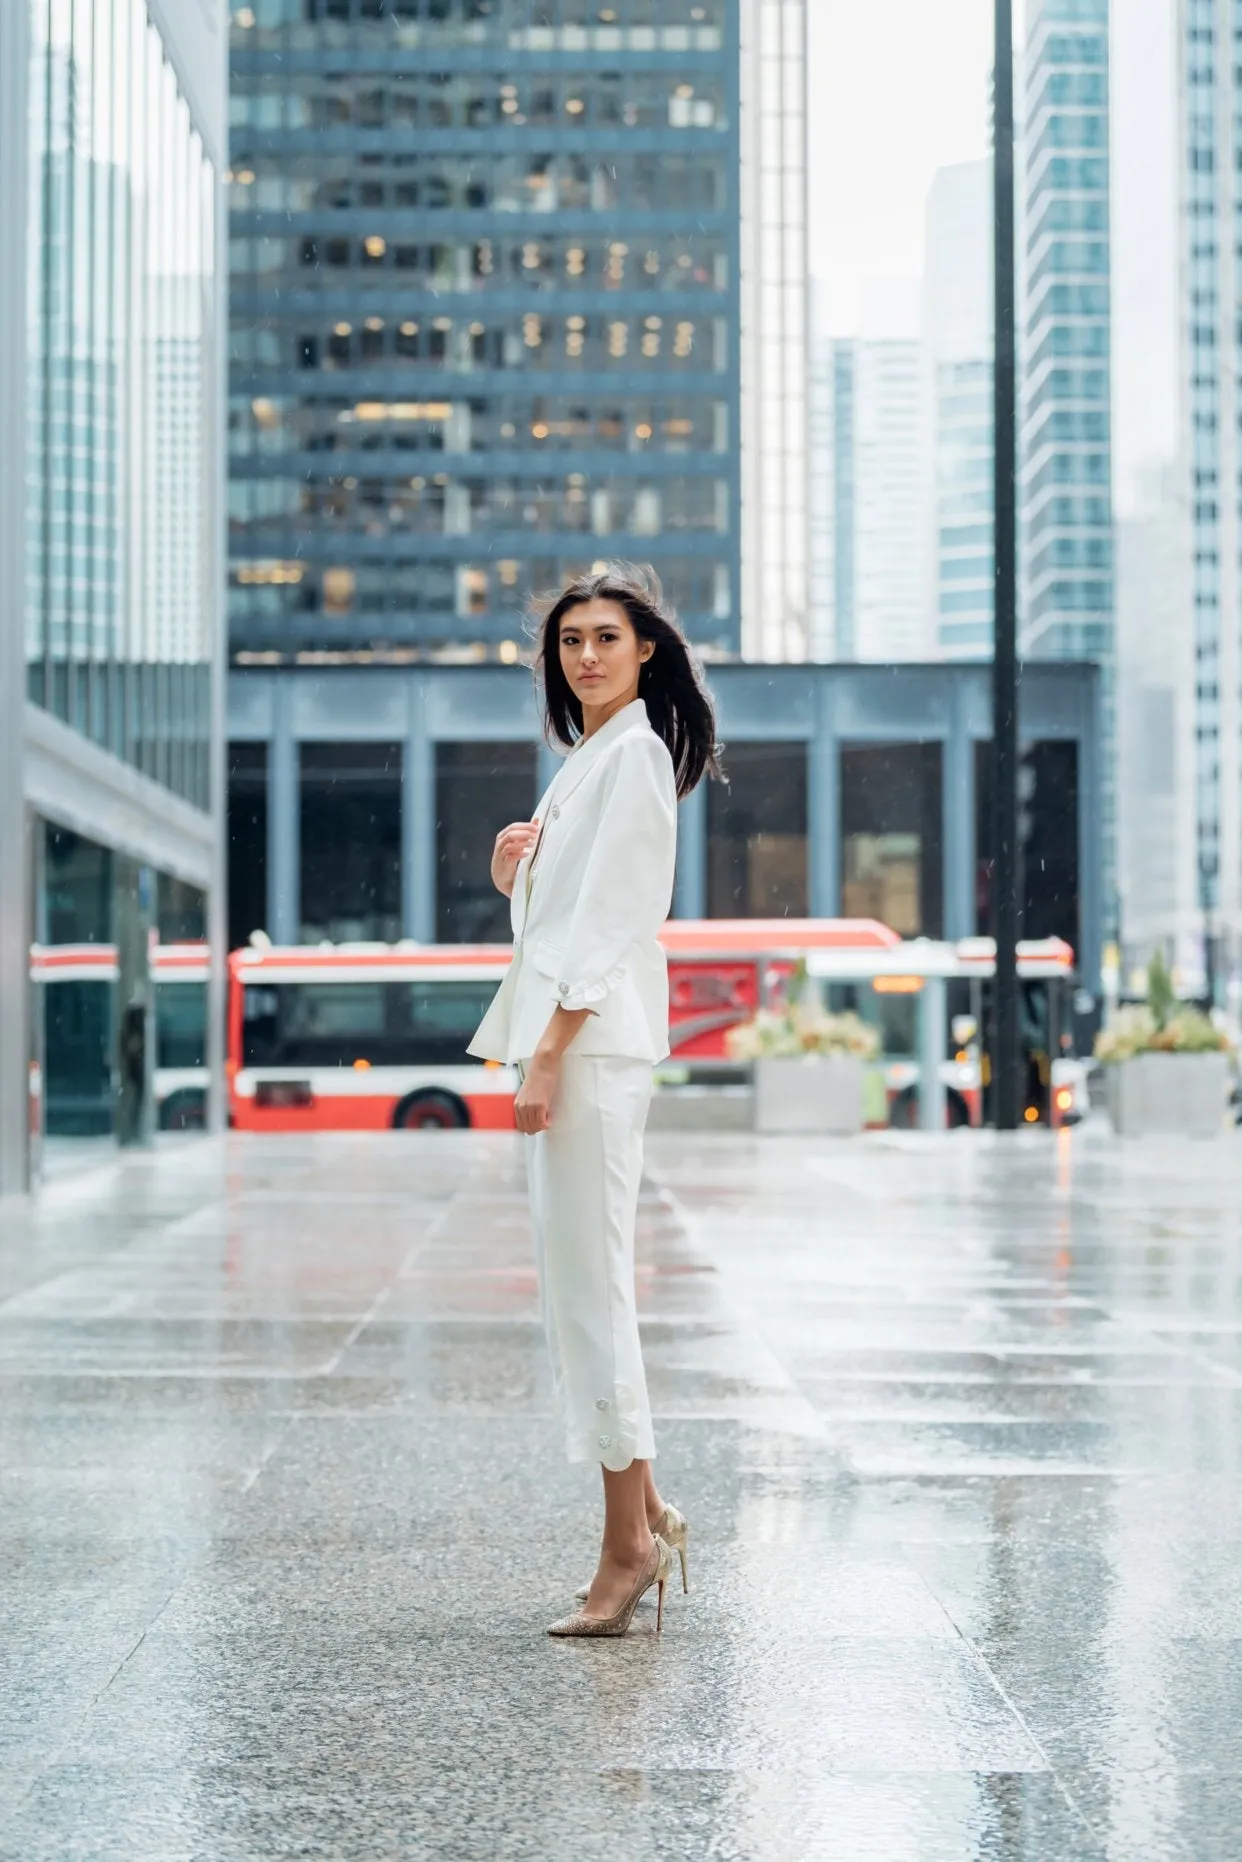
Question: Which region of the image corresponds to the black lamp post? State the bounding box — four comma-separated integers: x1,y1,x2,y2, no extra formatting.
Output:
992,0,1022,1129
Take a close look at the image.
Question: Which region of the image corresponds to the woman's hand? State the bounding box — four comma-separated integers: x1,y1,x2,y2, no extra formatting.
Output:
514,1051,560,1133
514,1007,591,1133
490,819,540,898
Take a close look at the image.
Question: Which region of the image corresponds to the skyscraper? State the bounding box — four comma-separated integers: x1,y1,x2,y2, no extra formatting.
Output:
855,336,926,661
227,1,741,668
1020,0,1115,917
922,159,993,660
811,331,926,664
1176,0,1242,981
0,0,227,1190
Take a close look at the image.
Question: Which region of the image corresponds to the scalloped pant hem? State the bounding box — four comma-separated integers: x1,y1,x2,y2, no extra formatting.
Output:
524,1054,656,1473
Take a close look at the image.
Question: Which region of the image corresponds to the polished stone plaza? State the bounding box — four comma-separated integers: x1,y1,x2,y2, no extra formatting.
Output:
2,1124,1241,1861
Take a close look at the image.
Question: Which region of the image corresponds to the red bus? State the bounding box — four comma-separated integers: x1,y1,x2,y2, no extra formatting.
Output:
227,920,901,1131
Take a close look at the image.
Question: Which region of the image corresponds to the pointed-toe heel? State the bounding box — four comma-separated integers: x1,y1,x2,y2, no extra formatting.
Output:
549,1535,672,1639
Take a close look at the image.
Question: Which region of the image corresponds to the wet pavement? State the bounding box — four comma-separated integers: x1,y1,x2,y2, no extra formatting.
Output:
2,1126,1241,1861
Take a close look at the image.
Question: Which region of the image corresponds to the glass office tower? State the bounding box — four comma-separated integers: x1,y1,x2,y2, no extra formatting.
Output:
1020,0,1115,920
227,0,740,663
0,0,225,1189
24,0,218,803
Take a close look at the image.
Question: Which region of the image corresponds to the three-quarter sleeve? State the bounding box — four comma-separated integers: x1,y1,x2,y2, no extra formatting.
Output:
553,734,677,1012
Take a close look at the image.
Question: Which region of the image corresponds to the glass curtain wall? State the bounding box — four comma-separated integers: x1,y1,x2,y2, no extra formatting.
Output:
228,0,738,661
25,0,216,805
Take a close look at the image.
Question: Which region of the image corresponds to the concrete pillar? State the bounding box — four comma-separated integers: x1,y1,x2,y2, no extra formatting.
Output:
918,974,948,1131
114,855,156,1147
267,679,298,944
1077,677,1104,996
943,698,975,941
674,782,707,919
403,679,435,942
0,0,31,1194
809,680,841,918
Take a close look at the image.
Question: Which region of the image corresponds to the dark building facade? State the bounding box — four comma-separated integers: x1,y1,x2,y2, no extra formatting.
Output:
227,0,739,663
227,659,1104,993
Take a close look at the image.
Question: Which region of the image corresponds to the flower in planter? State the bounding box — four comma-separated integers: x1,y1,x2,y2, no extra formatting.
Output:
1094,956,1232,1064
726,1005,881,1063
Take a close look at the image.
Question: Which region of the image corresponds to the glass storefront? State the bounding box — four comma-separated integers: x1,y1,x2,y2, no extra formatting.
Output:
707,743,808,917
24,0,217,805
840,744,944,938
299,742,402,943
37,822,205,1140
435,742,537,942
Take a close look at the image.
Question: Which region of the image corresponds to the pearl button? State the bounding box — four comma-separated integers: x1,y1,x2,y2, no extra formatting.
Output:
551,804,560,819
557,982,568,997
595,1398,609,1411
598,1434,612,1449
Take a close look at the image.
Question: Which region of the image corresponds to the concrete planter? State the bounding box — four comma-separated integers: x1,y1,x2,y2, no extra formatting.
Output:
753,1053,864,1135
1106,1050,1230,1138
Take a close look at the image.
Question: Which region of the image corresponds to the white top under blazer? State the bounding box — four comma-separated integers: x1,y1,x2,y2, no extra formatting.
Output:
468,698,678,1065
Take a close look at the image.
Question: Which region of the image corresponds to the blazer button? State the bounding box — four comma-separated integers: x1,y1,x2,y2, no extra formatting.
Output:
557,982,568,997
551,804,560,819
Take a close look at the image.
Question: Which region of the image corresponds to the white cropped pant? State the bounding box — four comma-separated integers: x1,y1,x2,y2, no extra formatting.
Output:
523,1054,655,1472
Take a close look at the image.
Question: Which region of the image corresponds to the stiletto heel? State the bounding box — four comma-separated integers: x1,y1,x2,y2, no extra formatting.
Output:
548,1535,672,1638
676,1541,689,1595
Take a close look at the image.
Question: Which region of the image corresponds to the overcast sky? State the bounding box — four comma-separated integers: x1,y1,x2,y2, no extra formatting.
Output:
807,0,995,336
805,0,1180,510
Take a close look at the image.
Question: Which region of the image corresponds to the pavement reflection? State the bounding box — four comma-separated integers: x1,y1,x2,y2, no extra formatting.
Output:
1,1126,1240,1859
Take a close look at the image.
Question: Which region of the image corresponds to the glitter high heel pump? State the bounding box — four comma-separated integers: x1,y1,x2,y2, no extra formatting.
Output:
548,1535,672,1638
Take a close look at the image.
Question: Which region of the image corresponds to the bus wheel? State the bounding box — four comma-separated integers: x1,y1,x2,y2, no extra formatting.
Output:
393,1090,469,1131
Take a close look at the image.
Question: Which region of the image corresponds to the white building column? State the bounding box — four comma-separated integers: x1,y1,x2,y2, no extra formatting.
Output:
739,0,809,661
402,681,435,943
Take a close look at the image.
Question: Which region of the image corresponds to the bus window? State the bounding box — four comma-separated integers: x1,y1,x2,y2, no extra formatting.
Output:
873,990,918,1059
242,978,498,1068
399,981,499,1062
156,982,207,1069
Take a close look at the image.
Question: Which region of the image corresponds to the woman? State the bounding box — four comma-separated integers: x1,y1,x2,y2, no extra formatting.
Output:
469,563,717,1638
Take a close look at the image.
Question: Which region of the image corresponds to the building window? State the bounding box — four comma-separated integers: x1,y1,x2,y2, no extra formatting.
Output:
840,745,943,938
975,741,1079,950
435,743,537,942
707,744,808,917
300,743,402,942
228,744,269,949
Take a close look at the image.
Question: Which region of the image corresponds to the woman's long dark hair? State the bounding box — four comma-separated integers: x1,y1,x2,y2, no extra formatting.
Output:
534,563,720,799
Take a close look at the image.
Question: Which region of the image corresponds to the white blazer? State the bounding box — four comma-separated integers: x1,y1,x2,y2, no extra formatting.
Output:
468,698,678,1064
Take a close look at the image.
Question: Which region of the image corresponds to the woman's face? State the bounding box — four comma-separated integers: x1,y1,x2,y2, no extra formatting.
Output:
558,598,654,716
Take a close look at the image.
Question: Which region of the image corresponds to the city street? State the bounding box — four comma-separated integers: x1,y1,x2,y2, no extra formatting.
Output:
3,1125,1242,1861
